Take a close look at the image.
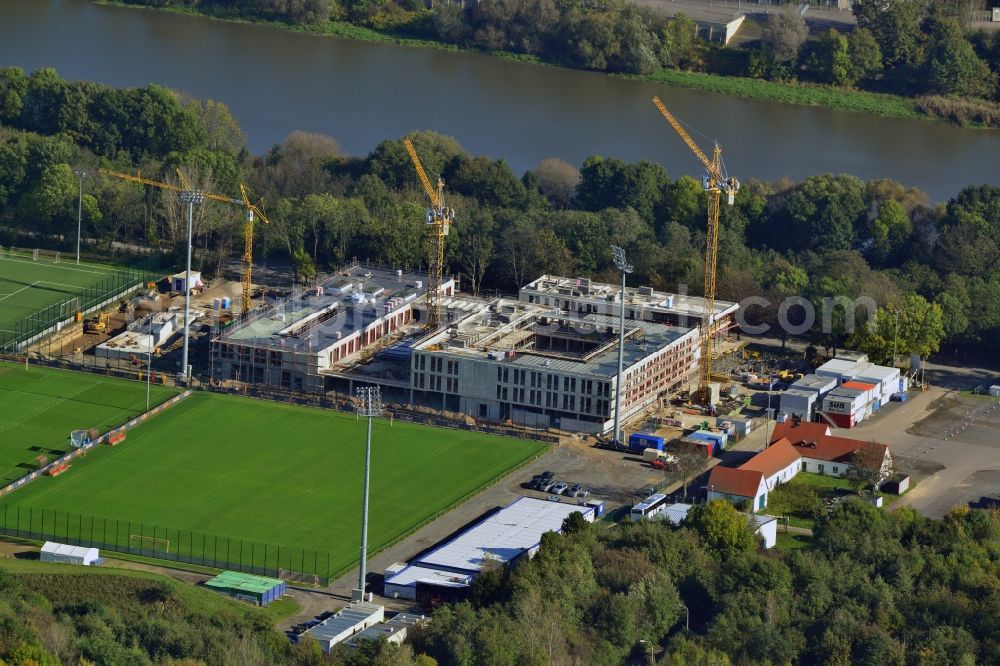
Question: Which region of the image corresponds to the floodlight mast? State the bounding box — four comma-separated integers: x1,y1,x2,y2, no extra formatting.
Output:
611,245,633,447
178,189,204,385
354,386,382,602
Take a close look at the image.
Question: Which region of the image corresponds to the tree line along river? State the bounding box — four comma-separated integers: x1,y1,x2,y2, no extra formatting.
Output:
2,0,999,202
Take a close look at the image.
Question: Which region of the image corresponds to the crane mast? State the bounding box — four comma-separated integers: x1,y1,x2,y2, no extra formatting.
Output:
403,138,454,329
99,169,268,314
652,96,740,403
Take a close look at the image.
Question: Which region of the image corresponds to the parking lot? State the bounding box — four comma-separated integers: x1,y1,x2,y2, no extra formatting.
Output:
849,388,1000,518
321,436,671,604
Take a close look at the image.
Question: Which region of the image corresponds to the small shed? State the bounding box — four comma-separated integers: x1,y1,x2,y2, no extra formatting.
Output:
40,541,100,566
990,385,1000,398
205,571,286,606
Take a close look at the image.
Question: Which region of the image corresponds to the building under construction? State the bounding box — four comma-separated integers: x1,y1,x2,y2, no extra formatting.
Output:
211,264,736,434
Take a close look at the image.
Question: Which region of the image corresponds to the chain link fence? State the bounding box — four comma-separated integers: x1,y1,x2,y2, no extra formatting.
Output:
211,384,561,444
0,263,162,353
0,504,334,585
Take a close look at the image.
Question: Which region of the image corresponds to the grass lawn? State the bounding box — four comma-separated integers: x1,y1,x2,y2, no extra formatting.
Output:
0,361,178,484
794,473,857,492
775,532,812,552
0,557,299,620
0,252,129,338
1,393,546,579
768,472,900,529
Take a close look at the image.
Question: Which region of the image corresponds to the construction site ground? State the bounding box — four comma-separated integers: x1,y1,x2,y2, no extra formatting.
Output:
29,278,246,376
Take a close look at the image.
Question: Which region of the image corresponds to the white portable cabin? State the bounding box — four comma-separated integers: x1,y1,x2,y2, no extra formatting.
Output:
854,365,901,406
170,271,203,293
40,541,99,566
780,389,818,421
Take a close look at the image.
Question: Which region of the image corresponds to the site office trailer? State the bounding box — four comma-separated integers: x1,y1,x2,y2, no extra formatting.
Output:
821,388,866,428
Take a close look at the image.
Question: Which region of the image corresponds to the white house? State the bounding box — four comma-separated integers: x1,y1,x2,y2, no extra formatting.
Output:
707,467,769,512
770,421,893,484
749,514,778,549
739,439,802,490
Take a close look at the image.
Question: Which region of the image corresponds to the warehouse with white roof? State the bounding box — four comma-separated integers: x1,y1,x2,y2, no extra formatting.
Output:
414,496,596,575
383,496,596,602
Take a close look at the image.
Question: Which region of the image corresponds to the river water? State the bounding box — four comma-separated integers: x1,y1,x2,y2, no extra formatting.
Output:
1,0,997,201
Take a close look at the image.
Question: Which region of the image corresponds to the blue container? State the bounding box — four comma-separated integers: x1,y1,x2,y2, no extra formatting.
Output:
222,297,231,309
628,433,664,453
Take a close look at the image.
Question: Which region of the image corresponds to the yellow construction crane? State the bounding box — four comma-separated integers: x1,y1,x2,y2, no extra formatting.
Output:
652,96,740,403
99,168,269,314
403,138,454,329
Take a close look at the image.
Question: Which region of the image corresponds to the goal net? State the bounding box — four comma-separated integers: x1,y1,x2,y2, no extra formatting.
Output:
279,569,321,587
70,430,89,449
5,247,61,263
129,535,170,553
59,298,80,319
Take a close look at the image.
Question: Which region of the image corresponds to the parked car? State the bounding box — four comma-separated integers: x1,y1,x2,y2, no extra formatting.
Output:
537,479,557,493
551,482,569,495
568,484,589,497
530,471,555,489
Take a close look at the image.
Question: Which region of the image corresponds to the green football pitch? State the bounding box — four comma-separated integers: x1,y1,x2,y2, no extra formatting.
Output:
3,392,546,579
0,362,179,485
0,252,126,338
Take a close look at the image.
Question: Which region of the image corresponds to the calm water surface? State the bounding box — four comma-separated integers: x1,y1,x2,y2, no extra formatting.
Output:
1,0,997,201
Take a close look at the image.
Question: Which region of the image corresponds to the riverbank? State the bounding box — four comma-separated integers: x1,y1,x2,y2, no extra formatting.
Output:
95,0,943,126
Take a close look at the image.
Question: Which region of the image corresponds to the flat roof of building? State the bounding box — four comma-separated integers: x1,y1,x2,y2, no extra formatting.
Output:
791,374,838,392
781,388,818,401
307,602,383,643
521,275,737,319
854,365,900,381
415,497,594,575
221,265,428,352
385,565,473,589
416,300,693,378
826,387,864,399
815,358,863,376
205,571,283,594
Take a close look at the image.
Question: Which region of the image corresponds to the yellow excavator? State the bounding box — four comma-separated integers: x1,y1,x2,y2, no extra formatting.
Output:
83,312,111,334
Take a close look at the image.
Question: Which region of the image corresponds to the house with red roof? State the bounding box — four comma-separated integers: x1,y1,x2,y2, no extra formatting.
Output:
740,439,802,490
707,419,894,512
707,467,769,512
770,420,893,482
708,438,804,512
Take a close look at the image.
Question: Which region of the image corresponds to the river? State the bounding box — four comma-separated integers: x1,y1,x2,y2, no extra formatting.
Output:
1,0,997,202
